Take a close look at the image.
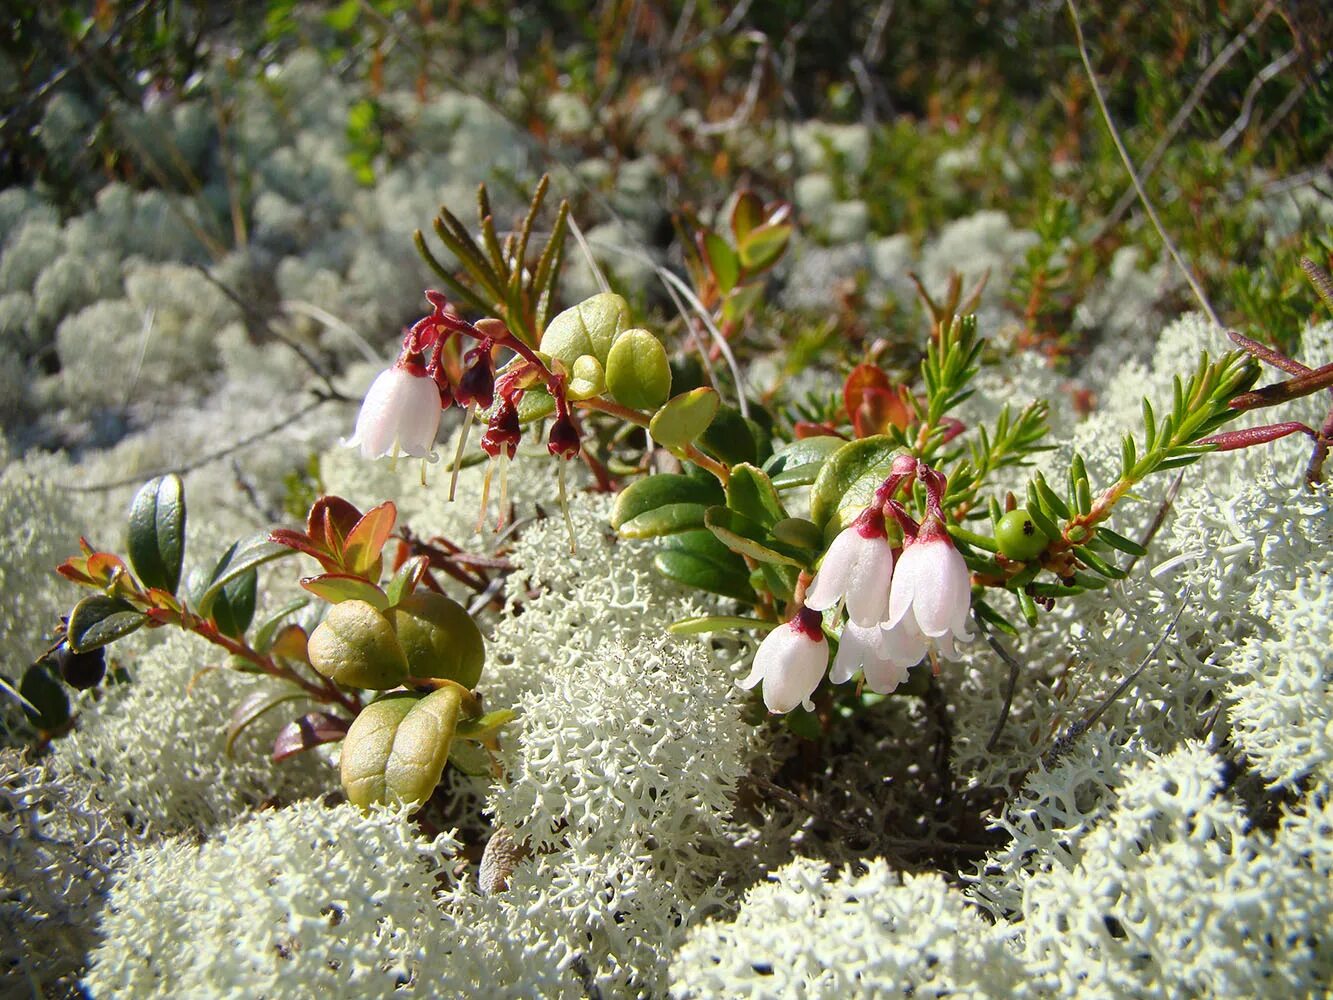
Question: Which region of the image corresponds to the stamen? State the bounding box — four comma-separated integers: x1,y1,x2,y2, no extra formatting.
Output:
495,454,511,533
450,407,475,502
476,459,494,534
558,459,577,554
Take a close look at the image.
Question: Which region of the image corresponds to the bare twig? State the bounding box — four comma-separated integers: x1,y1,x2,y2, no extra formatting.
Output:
1218,48,1300,150
1097,1,1276,238
972,610,1024,752
1066,0,1221,328
60,396,332,493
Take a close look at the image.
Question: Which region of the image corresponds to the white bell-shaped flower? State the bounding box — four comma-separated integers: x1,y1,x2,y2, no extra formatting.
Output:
805,514,895,627
829,619,927,694
344,364,443,461
740,608,829,714
885,518,973,659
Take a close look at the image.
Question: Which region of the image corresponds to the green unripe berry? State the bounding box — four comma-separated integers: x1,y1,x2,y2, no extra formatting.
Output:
995,509,1050,560
605,328,672,410
393,591,485,689
307,599,409,690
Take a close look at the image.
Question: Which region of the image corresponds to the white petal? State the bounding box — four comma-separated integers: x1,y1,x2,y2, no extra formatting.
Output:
861,653,910,695
804,526,860,612
886,542,924,629
754,630,829,715
844,535,894,627
904,540,963,638
880,616,929,668
829,621,886,684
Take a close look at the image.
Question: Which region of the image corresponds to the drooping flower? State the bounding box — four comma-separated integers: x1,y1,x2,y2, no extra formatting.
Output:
804,510,895,627
805,456,917,627
885,467,973,658
828,619,925,695
344,362,443,460
740,607,829,714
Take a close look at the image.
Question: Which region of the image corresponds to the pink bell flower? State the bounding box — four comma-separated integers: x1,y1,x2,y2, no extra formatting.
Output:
344,362,443,460
805,509,895,628
885,515,973,660
828,619,926,695
740,608,829,714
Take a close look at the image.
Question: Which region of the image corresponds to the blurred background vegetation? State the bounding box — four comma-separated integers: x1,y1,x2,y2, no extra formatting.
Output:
2,0,1329,350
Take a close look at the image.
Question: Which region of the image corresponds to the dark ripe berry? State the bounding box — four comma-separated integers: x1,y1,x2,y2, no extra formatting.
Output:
995,508,1049,560
56,643,107,690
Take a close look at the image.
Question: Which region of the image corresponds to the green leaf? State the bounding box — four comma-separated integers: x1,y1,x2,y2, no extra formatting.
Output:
454,708,517,741
611,474,724,531
301,573,390,610
704,506,810,568
618,502,710,538
654,530,755,603
605,329,672,410
516,386,556,422
253,598,310,653
324,0,359,30
730,191,764,243
67,595,147,653
212,569,258,639
764,435,844,476
726,463,786,527
17,665,69,731
649,387,719,451
698,406,758,466
384,555,430,607
737,222,791,271
196,535,290,618
668,615,778,636
127,474,186,594
809,435,902,531
1095,527,1148,557
225,685,309,757
771,517,824,550
703,232,740,294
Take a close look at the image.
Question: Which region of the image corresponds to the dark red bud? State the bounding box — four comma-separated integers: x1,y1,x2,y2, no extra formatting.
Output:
456,356,496,410
480,403,522,459
547,414,581,458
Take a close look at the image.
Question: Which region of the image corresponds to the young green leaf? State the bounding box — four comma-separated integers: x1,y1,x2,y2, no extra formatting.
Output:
127,474,186,594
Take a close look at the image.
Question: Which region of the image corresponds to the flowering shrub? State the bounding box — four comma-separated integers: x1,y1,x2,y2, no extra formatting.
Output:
2,8,1331,996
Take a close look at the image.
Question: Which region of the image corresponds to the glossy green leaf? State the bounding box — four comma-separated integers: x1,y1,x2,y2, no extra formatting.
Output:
516,385,556,422
212,568,258,639
384,555,430,607
698,406,758,466
764,436,845,475
704,506,809,568
253,598,310,653
127,474,186,594
726,463,786,527
67,594,147,653
618,502,710,538
196,535,291,618
611,474,724,531
649,387,720,451
301,573,390,610
17,664,69,730
667,615,778,635
809,435,902,530
654,530,755,603
771,517,824,550
605,329,672,410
